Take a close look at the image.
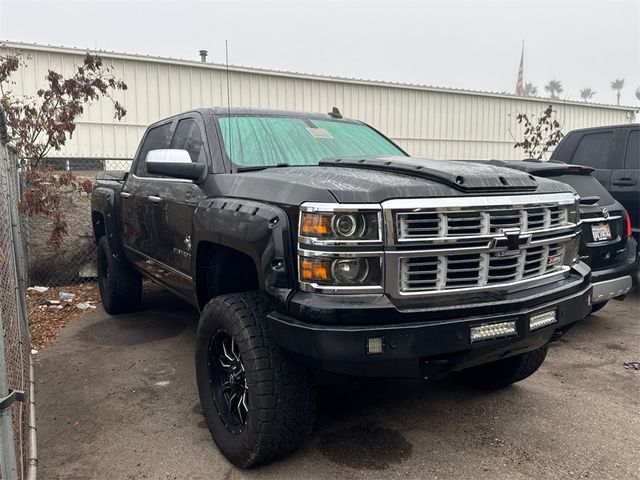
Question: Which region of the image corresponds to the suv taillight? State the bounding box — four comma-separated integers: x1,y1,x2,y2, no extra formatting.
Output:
625,210,632,237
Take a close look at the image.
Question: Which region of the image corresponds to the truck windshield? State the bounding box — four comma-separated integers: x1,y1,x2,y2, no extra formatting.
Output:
217,115,406,168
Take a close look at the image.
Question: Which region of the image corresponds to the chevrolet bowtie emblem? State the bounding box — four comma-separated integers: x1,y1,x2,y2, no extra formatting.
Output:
490,228,532,256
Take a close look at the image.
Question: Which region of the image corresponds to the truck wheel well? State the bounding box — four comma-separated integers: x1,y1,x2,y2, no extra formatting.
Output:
92,211,106,242
196,242,259,310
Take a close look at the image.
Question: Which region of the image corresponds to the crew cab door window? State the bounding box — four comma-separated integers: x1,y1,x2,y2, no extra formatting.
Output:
571,132,614,169
135,122,173,176
611,130,640,234
171,118,207,163
571,131,615,190
624,130,639,169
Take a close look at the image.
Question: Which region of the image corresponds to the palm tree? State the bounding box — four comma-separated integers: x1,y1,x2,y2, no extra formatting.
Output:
522,82,538,97
544,79,563,99
610,78,625,105
579,87,596,102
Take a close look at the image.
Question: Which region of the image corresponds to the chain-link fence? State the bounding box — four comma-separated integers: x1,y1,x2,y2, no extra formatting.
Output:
25,157,132,287
0,107,35,479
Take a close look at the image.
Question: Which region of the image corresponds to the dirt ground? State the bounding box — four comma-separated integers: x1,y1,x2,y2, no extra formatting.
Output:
27,283,100,349
34,286,639,480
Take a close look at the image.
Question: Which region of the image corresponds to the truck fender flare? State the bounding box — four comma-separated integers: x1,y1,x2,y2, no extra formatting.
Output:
192,197,295,305
90,186,126,262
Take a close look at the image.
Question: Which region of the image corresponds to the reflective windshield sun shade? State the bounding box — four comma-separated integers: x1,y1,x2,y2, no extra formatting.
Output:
217,116,405,167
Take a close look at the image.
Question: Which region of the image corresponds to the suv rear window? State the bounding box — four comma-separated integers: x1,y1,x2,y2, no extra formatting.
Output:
571,132,613,168
217,116,405,168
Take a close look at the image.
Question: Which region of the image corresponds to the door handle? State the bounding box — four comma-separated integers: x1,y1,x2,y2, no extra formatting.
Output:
612,179,637,186
148,195,162,204
120,192,131,198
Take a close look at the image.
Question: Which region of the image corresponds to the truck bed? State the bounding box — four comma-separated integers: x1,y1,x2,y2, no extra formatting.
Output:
95,171,127,190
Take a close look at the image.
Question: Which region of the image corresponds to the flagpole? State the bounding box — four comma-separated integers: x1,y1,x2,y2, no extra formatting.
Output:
516,40,524,96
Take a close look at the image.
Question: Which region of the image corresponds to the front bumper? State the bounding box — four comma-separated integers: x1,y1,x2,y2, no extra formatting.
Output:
590,237,638,303
269,268,592,378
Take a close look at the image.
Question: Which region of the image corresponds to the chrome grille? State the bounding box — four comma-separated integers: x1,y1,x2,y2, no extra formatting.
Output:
384,193,579,297
397,205,568,240
400,243,566,292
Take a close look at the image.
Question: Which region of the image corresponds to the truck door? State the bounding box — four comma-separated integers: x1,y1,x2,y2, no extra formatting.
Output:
569,130,616,189
121,120,174,273
611,129,639,235
151,115,209,298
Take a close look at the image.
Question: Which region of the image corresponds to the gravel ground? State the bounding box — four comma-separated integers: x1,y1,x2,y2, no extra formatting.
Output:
34,287,639,480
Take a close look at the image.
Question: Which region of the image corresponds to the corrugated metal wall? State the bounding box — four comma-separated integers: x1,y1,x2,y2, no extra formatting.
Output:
3,42,636,161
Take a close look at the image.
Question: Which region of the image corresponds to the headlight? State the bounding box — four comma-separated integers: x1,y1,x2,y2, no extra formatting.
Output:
298,253,383,291
298,203,384,293
299,203,382,244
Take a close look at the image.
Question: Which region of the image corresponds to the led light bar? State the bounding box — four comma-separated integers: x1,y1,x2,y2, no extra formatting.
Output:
529,310,557,331
470,321,517,343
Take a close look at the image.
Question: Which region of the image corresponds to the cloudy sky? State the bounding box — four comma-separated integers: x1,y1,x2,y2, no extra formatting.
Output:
1,0,638,106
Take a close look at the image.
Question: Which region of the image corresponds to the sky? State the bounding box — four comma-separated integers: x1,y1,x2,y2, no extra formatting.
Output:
1,0,638,107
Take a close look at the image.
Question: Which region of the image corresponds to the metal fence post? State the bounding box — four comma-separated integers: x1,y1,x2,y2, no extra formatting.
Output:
7,156,28,337
0,283,19,480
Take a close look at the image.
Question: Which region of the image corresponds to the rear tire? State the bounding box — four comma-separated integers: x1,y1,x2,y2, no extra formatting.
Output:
195,291,316,468
590,301,608,314
96,236,142,314
454,344,549,390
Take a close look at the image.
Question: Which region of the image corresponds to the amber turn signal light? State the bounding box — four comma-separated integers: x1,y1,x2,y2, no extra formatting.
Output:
300,213,331,236
300,258,332,282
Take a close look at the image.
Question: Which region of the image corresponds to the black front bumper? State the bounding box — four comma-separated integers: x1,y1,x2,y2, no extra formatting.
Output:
590,237,638,303
268,268,592,378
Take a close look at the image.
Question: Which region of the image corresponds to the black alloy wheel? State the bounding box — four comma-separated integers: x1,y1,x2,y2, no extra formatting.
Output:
208,330,249,433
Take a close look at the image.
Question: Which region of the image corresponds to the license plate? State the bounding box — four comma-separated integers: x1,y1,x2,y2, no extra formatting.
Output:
591,223,612,241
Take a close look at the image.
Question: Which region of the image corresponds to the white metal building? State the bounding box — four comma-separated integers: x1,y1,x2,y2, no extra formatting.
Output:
2,41,637,165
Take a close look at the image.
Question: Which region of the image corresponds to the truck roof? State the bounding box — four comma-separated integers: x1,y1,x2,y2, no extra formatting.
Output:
156,107,355,122
562,123,639,134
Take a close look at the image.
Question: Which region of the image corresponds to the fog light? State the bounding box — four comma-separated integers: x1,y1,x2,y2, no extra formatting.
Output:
529,310,557,331
587,294,592,306
470,321,517,343
367,337,384,355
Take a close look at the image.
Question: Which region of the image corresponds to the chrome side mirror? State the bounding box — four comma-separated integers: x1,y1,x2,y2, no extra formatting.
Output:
145,149,206,181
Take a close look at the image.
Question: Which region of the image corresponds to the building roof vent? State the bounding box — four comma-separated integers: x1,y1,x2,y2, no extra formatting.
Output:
199,50,208,63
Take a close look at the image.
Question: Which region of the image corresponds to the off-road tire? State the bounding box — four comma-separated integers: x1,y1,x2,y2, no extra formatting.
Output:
195,291,316,468
590,301,608,314
96,236,142,314
454,344,549,390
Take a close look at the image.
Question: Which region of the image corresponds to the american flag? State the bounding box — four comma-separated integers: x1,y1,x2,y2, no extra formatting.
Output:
515,42,524,96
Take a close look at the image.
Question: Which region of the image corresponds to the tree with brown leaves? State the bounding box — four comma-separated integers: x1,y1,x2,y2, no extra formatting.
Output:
0,47,127,247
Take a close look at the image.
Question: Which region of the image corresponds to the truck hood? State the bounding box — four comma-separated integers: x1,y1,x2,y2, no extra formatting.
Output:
216,156,575,205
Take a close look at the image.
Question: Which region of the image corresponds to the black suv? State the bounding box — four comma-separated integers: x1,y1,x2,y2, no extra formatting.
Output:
550,124,639,241
486,160,637,312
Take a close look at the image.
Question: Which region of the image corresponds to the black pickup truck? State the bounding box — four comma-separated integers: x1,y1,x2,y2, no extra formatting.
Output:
92,108,592,467
550,124,639,241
